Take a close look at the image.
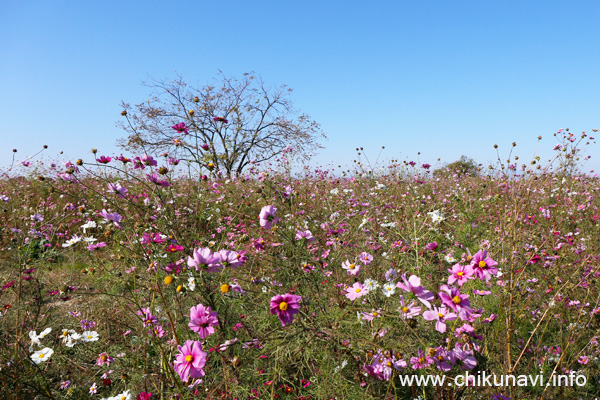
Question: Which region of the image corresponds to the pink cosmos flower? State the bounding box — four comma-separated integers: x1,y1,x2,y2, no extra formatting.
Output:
422,306,457,333
149,324,165,338
470,250,498,281
259,205,279,229
189,304,219,339
140,154,157,166
433,347,453,372
358,252,373,265
99,209,123,228
171,122,189,135
360,308,382,322
578,355,590,365
396,274,435,308
447,263,475,286
424,241,438,251
270,293,302,327
345,282,369,301
146,173,170,187
137,307,158,327
295,230,315,242
173,340,207,382
216,249,244,268
187,247,221,272
398,295,421,319
410,349,434,369
96,156,112,164
368,351,408,381
451,346,477,370
96,352,114,366
438,285,472,320
107,182,128,198
341,259,361,276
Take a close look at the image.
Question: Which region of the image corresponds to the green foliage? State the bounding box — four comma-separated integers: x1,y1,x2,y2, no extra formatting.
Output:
433,155,479,178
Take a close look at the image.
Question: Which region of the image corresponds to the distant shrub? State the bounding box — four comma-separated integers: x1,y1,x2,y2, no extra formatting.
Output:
433,155,479,178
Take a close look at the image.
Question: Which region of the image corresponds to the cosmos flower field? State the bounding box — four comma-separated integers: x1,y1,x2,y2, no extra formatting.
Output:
1,132,599,400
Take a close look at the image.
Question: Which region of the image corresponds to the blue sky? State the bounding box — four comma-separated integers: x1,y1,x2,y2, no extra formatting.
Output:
1,1,599,175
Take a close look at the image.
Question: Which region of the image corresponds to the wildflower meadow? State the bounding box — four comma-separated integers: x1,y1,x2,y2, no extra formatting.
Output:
1,129,599,400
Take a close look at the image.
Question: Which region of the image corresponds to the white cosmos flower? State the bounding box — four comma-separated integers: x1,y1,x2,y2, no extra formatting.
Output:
81,330,99,342
187,276,196,291
382,283,396,297
444,254,457,264
427,210,445,224
81,220,97,233
31,347,54,364
113,390,132,400
62,235,82,247
364,279,379,291
61,329,81,347
29,328,52,351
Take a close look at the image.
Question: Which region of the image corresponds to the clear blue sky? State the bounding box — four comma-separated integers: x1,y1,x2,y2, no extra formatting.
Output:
2,1,599,174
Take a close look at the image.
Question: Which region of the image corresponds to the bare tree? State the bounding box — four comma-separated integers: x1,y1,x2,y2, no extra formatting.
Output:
117,72,325,175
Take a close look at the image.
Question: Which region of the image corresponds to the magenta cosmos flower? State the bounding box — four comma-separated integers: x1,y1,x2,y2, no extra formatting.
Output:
189,304,219,339
345,282,369,301
270,293,302,326
410,349,434,370
438,285,472,320
259,205,279,229
470,250,498,281
171,122,189,135
173,340,207,382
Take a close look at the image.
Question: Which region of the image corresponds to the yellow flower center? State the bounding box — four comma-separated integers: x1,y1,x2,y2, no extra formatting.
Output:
402,307,409,313
386,361,392,367
457,271,464,277
355,288,361,293
438,355,444,361
220,284,230,293
452,295,461,304
39,354,45,358
349,263,355,269
101,354,107,361
176,285,183,292
164,276,173,285
419,357,425,363
438,313,444,318
372,312,378,317
467,255,472,261
479,261,487,268
185,355,193,363
279,301,288,311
